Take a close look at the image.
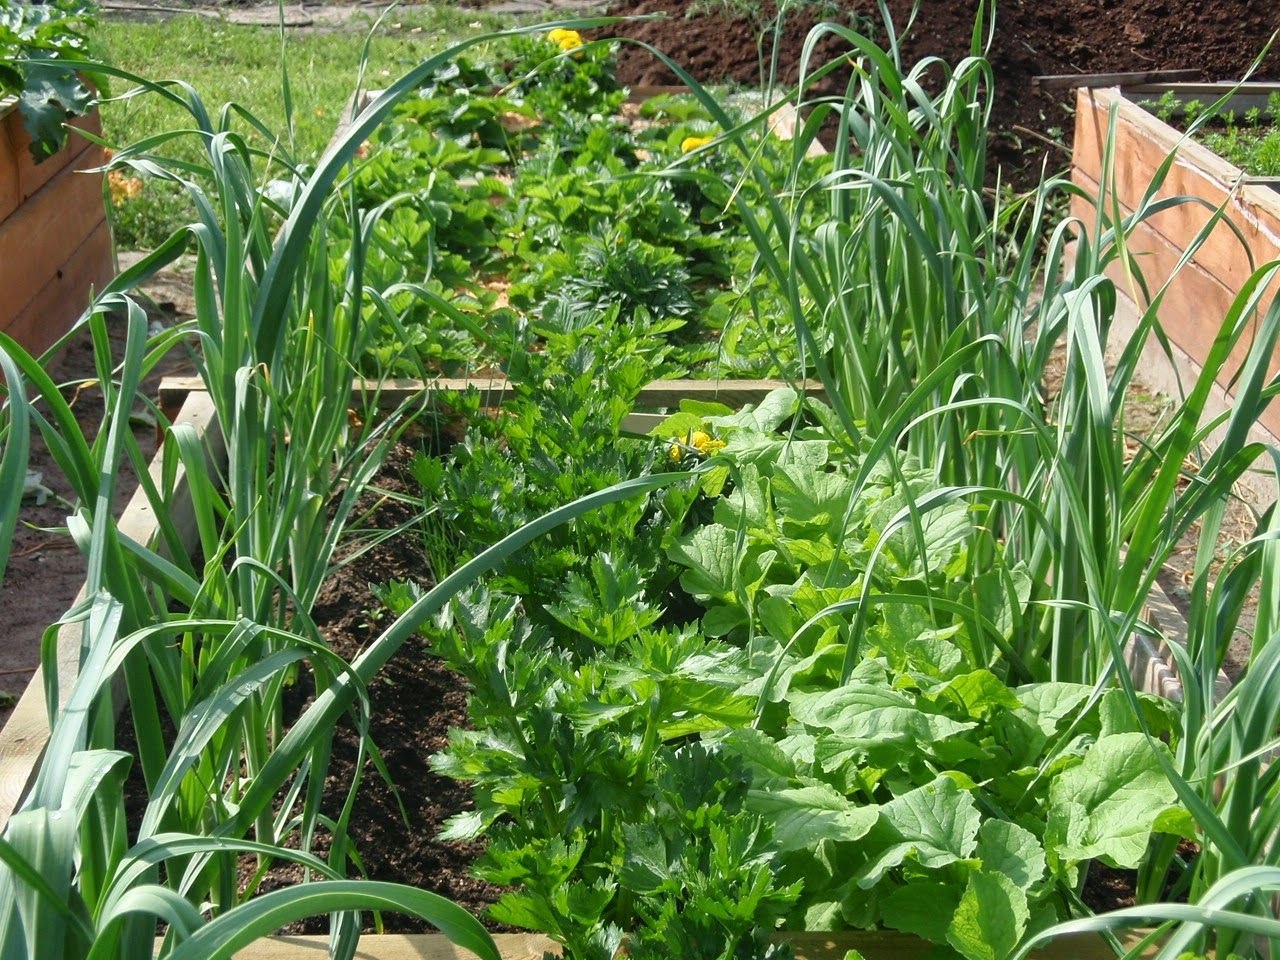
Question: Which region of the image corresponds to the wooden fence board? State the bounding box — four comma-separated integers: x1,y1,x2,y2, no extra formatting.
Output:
1072,87,1280,301
1069,164,1280,441
0,139,107,323
1032,68,1201,92
3,217,112,355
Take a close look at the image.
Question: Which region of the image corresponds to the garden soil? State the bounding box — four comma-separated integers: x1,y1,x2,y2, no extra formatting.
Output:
595,0,1280,188
0,263,197,730
253,442,507,931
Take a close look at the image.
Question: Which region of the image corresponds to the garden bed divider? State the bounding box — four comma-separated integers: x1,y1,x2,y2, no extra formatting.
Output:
1070,82,1280,506
217,928,1140,960
154,374,830,426
0,97,113,356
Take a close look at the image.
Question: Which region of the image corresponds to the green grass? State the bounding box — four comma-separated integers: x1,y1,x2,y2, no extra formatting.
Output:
95,5,516,248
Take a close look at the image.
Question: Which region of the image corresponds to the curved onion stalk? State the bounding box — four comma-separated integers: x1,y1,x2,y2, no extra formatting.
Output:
1014,866,1280,960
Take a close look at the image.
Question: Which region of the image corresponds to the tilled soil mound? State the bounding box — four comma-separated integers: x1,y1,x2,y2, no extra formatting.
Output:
601,0,1280,185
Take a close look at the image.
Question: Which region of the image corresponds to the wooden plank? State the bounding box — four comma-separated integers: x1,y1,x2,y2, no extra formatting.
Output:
0,392,222,831
158,375,829,422
228,933,555,960
0,108,103,224
626,84,690,103
1032,68,1201,92
12,110,103,214
2,217,113,356
1070,164,1280,441
219,930,1133,960
1073,87,1280,301
769,100,827,156
1122,81,1280,116
0,141,107,324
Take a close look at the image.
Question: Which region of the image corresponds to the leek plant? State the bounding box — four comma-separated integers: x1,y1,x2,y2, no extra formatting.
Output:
0,15,703,959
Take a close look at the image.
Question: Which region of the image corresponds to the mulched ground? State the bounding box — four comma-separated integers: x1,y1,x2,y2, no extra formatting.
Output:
598,0,1280,187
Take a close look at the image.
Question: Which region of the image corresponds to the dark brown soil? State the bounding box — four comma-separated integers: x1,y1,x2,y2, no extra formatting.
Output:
254,443,505,932
1081,840,1199,913
600,0,1280,188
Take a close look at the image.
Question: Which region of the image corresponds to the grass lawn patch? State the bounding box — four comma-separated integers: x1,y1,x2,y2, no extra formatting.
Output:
96,5,516,248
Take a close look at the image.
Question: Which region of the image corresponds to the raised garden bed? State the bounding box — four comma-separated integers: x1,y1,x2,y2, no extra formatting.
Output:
6,21,1274,960
0,98,112,356
0,376,1156,960
1070,81,1280,450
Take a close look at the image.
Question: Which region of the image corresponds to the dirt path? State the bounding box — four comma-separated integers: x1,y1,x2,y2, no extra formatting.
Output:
0,257,197,729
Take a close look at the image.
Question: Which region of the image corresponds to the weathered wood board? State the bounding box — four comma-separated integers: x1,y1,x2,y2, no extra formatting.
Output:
0,101,111,354
1071,84,1280,440
219,929,1135,959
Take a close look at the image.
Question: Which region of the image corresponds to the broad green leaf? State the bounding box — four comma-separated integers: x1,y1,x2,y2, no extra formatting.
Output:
814,708,977,771
857,776,981,887
1046,732,1188,869
746,783,878,851
1013,682,1093,736
881,881,961,941
712,387,799,433
795,683,976,770
679,398,734,417
716,728,798,782
771,464,856,537
18,58,92,161
649,411,704,441
976,820,1045,890
713,464,772,529
946,870,1029,960
791,683,912,729
802,899,844,931
871,603,965,677
938,670,1023,720
668,523,739,600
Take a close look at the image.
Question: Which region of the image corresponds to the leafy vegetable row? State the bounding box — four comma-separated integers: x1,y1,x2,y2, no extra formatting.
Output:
343,34,825,381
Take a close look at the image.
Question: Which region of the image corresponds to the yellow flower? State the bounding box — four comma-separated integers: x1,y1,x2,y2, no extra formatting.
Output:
680,135,713,154
669,428,725,463
546,27,583,51
690,430,725,455
107,169,143,207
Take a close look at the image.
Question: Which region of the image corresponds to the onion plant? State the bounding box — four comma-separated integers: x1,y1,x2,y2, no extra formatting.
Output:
0,15,704,959
645,5,1280,954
